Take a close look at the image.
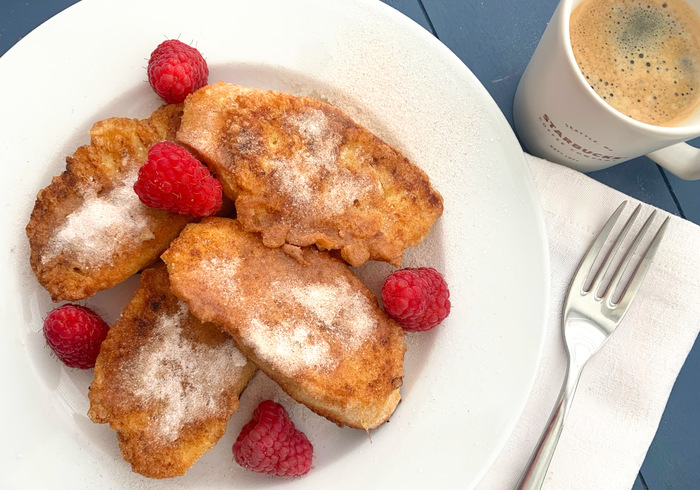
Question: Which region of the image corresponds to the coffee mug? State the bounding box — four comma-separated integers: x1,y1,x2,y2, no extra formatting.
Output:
514,0,700,180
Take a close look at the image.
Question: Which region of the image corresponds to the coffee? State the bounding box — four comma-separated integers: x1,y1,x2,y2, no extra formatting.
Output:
570,0,700,126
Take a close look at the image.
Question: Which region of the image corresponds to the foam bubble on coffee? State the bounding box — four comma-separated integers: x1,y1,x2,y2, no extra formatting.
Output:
570,0,700,126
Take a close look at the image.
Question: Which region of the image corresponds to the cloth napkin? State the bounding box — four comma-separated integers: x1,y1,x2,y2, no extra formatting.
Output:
477,154,700,490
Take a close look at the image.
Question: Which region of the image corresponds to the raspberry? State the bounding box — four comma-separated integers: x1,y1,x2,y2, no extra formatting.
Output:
381,267,451,332
43,305,109,369
134,141,222,217
233,400,313,477
147,39,208,104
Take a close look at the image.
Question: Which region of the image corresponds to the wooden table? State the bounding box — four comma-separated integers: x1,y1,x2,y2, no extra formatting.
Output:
2,1,697,488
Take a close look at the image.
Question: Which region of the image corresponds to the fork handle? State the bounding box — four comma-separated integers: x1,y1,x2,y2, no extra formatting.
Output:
515,364,583,490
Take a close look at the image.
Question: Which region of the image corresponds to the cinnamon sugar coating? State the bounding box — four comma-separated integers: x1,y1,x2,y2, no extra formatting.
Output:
26,104,194,301
88,264,256,479
176,82,443,267
162,218,406,430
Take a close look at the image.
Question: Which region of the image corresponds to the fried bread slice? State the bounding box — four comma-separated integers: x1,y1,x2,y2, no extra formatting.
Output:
88,264,256,479
176,82,443,267
26,104,194,302
161,218,406,430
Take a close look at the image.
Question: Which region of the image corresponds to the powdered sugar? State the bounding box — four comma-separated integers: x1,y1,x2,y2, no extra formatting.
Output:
270,109,378,216
286,277,376,344
247,318,334,374
247,276,377,375
127,301,247,442
324,168,377,215
289,109,333,143
198,256,241,304
42,168,154,267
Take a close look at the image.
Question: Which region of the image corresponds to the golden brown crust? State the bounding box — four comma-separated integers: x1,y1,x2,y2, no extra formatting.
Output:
176,82,443,267
26,104,194,302
161,218,406,430
88,264,256,479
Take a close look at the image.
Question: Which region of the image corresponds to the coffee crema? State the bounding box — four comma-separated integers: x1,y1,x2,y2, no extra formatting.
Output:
570,0,700,126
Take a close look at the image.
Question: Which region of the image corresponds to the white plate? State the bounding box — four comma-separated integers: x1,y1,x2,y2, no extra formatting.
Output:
0,0,549,488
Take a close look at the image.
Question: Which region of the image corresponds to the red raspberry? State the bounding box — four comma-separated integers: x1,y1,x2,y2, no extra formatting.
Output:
233,400,313,477
134,141,222,217
381,267,451,332
147,39,208,104
43,305,109,369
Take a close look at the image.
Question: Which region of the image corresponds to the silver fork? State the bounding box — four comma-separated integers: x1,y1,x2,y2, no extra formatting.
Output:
516,201,670,490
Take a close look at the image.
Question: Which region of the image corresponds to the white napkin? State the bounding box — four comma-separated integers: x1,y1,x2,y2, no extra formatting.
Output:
477,154,700,490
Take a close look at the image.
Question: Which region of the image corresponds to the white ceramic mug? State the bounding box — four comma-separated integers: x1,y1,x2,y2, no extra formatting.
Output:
513,0,700,180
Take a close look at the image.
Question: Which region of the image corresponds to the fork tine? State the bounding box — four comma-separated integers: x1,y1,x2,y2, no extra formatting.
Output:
589,203,642,298
604,209,657,304
571,201,628,295
614,215,670,311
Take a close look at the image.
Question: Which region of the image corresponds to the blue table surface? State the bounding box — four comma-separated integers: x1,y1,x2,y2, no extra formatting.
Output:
2,1,698,488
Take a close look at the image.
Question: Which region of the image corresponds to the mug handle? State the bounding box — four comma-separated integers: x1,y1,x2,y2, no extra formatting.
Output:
647,143,700,180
